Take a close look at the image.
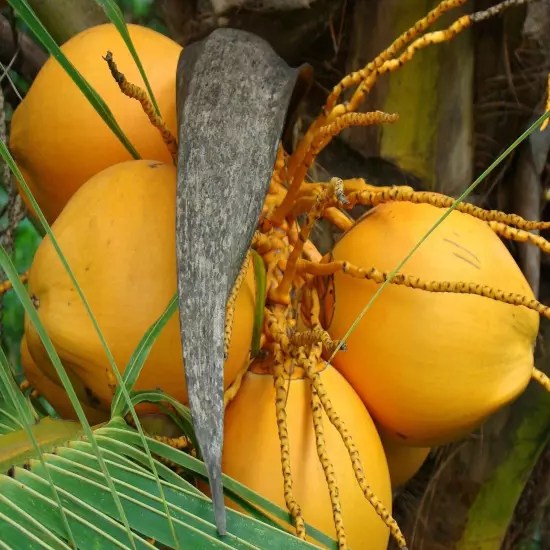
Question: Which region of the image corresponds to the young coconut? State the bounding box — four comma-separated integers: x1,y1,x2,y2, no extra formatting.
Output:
24,160,256,414
319,201,539,447
9,23,182,223
221,358,393,550
379,429,430,489
20,334,109,425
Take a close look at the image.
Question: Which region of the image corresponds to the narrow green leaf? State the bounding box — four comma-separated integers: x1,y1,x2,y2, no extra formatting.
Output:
94,0,161,115
67,440,155,474
7,0,141,159
0,494,70,550
97,425,338,549
0,345,36,427
250,250,266,359
50,454,259,549
43,451,318,550
111,294,177,417
31,394,61,420
31,458,238,549
0,409,24,432
0,342,76,546
4,469,154,550
0,398,21,433
124,390,199,457
83,433,283,533
0,422,18,435
1,217,41,377
0,509,54,550
66,438,203,496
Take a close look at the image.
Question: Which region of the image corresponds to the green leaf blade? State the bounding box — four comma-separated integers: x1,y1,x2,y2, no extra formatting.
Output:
111,295,178,417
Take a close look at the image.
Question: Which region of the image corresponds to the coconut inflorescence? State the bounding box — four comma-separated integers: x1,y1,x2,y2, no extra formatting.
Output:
9,1,550,549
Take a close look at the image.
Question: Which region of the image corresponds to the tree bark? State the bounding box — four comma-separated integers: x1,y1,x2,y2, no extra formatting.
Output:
341,0,474,196
26,0,107,45
0,14,47,82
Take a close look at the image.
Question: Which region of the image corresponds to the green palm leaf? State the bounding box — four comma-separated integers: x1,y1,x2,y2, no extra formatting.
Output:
0,415,333,549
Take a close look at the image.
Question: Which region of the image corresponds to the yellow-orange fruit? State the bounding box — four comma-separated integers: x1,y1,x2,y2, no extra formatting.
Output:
24,160,256,414
379,430,430,488
221,363,392,549
9,23,182,223
322,201,539,447
21,334,109,425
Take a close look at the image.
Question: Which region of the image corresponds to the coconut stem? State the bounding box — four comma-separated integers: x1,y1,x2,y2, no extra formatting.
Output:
273,359,306,539
223,357,253,409
270,178,346,304
343,187,550,231
0,270,29,294
276,0,525,225
103,51,178,164
489,222,550,255
304,362,408,549
310,388,348,550
323,0,467,114
291,287,345,354
273,113,397,219
323,208,354,232
291,325,344,355
224,251,251,360
270,112,395,225
301,300,408,548
298,258,550,319
532,367,550,392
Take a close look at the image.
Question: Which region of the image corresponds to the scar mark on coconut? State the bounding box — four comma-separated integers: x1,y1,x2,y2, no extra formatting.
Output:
452,252,481,270
444,238,481,264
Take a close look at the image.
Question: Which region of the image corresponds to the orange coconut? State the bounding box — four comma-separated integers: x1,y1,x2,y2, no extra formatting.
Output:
221,361,392,549
21,334,109,425
9,23,182,223
322,201,539,447
24,160,256,414
379,430,430,488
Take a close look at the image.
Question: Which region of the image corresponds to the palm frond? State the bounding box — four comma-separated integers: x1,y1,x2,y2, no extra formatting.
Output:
0,416,334,549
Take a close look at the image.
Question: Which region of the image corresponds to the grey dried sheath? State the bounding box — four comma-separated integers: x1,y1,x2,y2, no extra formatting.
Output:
175,28,304,535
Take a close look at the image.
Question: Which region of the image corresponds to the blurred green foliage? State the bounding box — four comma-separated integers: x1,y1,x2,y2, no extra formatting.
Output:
115,0,169,34
3,219,41,375
118,0,154,18
0,187,41,378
